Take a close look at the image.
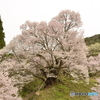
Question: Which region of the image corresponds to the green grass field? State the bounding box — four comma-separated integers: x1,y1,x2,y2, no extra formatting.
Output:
21,75,99,100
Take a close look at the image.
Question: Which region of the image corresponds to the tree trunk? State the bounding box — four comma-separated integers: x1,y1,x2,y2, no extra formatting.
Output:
44,77,57,88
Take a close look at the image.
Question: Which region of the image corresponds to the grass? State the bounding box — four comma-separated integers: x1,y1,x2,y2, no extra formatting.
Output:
20,75,99,100
19,78,43,97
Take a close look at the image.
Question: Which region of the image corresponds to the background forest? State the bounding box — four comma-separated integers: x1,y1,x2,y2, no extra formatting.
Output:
0,10,100,100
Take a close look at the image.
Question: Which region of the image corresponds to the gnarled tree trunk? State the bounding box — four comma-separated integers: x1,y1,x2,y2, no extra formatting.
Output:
44,77,57,88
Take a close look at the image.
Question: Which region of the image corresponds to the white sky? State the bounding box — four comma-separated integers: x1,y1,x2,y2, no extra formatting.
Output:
0,0,100,44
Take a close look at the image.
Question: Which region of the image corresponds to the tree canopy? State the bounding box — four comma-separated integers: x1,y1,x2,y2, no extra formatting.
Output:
1,10,88,86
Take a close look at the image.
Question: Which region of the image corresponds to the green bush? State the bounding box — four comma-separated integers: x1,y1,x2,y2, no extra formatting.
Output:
18,78,42,97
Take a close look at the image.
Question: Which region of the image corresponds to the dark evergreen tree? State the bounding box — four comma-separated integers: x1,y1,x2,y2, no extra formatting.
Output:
0,16,5,49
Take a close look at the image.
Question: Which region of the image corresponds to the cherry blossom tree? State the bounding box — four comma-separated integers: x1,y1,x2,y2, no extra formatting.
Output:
87,54,100,76
0,10,89,88
0,71,22,100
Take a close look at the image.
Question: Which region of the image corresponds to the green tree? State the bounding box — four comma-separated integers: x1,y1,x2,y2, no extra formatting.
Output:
0,16,5,49
88,43,100,57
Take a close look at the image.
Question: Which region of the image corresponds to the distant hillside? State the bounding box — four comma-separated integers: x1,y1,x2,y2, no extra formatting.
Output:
85,34,100,46
85,34,100,57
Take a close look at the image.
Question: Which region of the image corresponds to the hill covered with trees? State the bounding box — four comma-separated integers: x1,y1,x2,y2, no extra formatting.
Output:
85,34,100,46
85,34,100,57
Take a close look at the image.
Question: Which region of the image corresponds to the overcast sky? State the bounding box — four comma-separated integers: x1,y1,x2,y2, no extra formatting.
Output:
0,0,100,44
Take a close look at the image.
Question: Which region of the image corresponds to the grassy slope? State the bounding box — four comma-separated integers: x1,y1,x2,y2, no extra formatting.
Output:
22,76,99,100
